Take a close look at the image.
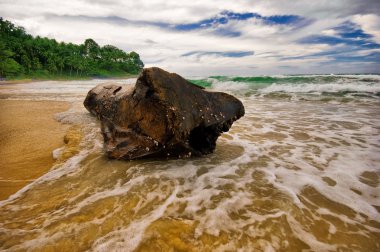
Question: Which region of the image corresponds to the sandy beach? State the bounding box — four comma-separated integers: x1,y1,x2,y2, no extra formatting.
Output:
0,77,379,251
0,100,70,200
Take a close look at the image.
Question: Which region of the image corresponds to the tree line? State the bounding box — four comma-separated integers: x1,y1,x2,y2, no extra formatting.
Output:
0,18,144,79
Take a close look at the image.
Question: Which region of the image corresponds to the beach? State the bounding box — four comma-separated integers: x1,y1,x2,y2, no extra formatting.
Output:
0,76,379,251
0,100,70,200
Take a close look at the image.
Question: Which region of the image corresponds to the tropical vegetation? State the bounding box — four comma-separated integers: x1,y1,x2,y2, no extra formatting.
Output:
0,18,144,79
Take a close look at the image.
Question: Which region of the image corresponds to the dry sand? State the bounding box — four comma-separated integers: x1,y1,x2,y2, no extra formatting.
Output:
0,100,70,200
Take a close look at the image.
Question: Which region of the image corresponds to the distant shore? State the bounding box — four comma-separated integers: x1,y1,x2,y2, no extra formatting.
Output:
0,100,71,200
0,74,139,85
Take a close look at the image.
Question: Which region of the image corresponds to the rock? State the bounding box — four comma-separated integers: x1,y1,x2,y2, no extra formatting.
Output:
84,67,245,159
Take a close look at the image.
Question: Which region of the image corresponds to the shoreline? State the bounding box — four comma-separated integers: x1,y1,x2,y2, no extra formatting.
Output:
0,74,139,85
0,100,71,200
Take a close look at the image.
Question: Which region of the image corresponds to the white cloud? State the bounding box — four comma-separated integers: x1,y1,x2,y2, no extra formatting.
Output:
353,14,380,43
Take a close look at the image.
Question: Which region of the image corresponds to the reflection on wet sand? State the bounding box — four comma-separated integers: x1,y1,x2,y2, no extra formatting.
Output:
0,100,70,200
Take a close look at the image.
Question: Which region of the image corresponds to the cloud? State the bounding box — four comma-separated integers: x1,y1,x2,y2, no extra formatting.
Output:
352,14,380,43
173,11,308,31
49,10,311,39
1,0,379,75
294,20,380,65
182,51,254,58
171,11,312,37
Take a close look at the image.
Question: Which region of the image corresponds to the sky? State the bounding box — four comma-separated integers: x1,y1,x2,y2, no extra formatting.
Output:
1,0,380,76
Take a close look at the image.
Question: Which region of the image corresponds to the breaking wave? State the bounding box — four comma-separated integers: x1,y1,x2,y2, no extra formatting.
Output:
189,74,380,100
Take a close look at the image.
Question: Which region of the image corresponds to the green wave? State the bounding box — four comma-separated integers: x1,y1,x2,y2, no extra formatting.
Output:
209,76,229,81
220,75,346,84
188,79,212,88
188,75,380,100
188,75,353,89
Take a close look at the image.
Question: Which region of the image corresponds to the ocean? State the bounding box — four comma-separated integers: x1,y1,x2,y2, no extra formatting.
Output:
0,74,379,251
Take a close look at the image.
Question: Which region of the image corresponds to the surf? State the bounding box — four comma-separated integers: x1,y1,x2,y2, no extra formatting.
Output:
0,75,379,251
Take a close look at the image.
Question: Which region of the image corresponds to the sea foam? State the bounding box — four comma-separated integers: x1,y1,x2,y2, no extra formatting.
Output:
0,76,379,251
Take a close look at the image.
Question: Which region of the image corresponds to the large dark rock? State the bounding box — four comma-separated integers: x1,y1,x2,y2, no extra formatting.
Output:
84,67,244,159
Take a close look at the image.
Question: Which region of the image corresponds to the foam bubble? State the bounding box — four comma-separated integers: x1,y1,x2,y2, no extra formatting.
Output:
210,79,250,92
92,186,179,252
260,82,380,94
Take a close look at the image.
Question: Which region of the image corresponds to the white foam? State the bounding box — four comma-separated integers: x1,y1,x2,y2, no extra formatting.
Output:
210,79,250,92
286,214,338,251
52,147,64,160
0,78,136,102
260,82,380,94
92,186,179,252
0,149,90,207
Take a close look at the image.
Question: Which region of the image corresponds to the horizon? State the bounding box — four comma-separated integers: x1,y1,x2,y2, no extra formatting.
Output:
1,0,380,76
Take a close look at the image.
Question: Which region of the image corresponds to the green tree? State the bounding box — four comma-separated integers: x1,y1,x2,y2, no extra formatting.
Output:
0,18,144,79
0,42,23,77
84,38,100,60
125,51,144,74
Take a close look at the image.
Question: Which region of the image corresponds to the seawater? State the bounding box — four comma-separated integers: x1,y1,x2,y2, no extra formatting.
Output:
0,75,379,251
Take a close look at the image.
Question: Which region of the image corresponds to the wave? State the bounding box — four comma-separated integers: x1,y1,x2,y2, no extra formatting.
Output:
210,74,380,84
188,74,380,99
259,82,380,94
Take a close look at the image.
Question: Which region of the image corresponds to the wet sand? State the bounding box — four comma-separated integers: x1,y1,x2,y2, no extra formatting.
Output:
0,79,34,85
0,100,70,200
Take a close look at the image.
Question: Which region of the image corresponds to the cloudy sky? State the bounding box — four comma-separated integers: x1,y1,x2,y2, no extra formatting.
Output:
1,0,380,76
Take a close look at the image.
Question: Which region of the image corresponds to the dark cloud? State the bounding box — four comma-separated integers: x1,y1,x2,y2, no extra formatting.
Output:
349,0,380,16
297,21,380,61
144,39,157,44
